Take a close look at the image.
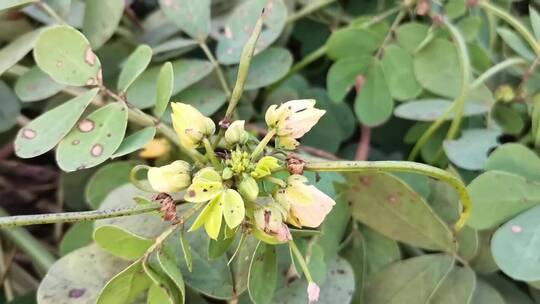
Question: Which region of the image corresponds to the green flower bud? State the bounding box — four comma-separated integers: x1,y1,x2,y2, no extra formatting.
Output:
225,120,249,147
237,174,259,202
147,160,191,193
251,156,280,179
222,167,233,180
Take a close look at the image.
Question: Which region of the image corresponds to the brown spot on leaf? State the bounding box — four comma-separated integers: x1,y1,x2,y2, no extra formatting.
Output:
359,176,372,186
78,119,95,132
90,144,103,157
72,139,80,145
85,47,96,66
22,128,36,139
68,288,85,298
387,194,398,204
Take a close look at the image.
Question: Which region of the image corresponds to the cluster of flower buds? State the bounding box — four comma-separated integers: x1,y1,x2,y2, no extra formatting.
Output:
144,99,332,302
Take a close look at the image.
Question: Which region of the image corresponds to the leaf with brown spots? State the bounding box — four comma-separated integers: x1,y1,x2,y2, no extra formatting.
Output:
56,102,128,172
15,88,98,158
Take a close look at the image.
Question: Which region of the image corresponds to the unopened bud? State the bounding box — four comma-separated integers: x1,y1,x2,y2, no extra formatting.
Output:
237,174,259,202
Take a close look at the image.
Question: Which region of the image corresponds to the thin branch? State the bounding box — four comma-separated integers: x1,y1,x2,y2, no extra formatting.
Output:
198,41,231,96
286,0,337,24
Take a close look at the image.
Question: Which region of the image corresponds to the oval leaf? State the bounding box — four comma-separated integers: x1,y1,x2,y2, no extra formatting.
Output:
14,65,65,102
111,127,156,159
248,242,277,304
354,61,394,127
0,80,21,132
82,0,125,49
380,44,422,101
159,0,210,40
154,62,174,118
94,225,154,260
117,44,153,92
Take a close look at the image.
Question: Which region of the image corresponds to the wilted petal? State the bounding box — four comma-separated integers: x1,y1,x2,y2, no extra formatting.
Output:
307,282,320,303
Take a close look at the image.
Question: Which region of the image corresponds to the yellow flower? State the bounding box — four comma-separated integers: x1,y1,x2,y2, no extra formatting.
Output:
253,203,291,242
275,175,335,228
186,168,245,239
265,99,325,150
251,156,281,179
171,102,215,149
139,138,170,158
147,160,191,193
225,120,249,147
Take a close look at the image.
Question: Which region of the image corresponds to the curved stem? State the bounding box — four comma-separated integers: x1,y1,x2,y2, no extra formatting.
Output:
480,1,540,57
198,41,231,96
304,161,472,231
471,57,527,88
289,240,314,282
130,164,155,192
250,129,276,161
36,1,66,25
0,203,163,229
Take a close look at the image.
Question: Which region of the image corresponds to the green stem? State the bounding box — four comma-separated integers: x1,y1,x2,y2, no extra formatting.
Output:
480,1,540,57
130,165,155,192
36,0,66,24
203,138,221,168
286,0,337,24
251,129,276,161
0,208,56,273
443,18,471,141
214,13,264,147
198,41,231,96
304,161,472,231
375,10,406,58
0,203,163,229
471,57,527,88
289,241,314,282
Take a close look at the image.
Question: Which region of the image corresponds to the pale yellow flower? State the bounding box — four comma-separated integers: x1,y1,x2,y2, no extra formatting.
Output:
147,160,191,193
275,175,335,228
171,102,215,149
265,99,325,150
139,138,170,158
225,120,249,146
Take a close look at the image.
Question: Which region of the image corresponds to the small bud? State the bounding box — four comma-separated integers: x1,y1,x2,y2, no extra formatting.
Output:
147,160,191,193
495,85,515,103
171,102,215,149
307,282,320,303
222,167,233,180
237,174,259,202
225,120,249,146
251,156,281,179
416,0,430,16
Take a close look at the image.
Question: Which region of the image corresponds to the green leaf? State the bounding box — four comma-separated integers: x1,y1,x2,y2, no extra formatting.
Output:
470,230,499,274
126,59,213,109
143,251,182,304
381,45,422,101
326,56,371,103
173,85,227,116
361,225,401,278
497,27,535,61
443,128,501,171
229,235,259,296
468,171,540,230
82,0,125,49
96,261,152,304
0,0,36,10
414,38,460,98
229,47,292,90
95,184,170,239
396,22,429,54
486,143,540,181
471,279,505,304
94,225,154,260
0,28,41,76
354,61,394,127
316,193,351,263
117,45,153,92
342,231,365,303
216,0,287,64
167,228,234,299
111,127,156,159
14,65,65,102
492,104,525,135
85,161,139,209
37,244,129,304
15,88,98,158
531,7,540,42
445,0,466,19
154,62,174,118
0,80,21,132
180,230,193,272
430,265,476,303
34,25,102,86
492,205,540,281
59,221,94,256
208,232,235,260
364,254,454,303
274,257,355,304
326,27,383,60
147,283,173,304
457,16,482,42
158,0,210,40
56,102,128,171
248,242,277,304
158,237,186,303
484,274,535,304
394,98,489,121
456,226,479,261
347,172,455,251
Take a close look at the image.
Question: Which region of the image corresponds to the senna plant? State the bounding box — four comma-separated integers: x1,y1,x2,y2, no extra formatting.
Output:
0,0,540,303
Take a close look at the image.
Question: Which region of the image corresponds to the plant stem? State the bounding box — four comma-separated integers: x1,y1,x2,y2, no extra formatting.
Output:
198,41,231,96
203,138,221,168
0,208,56,273
36,0,66,25
286,0,337,24
471,57,527,88
251,129,276,161
375,10,406,59
289,241,314,282
214,13,264,147
0,203,163,228
480,1,540,57
130,164,155,192
304,161,472,231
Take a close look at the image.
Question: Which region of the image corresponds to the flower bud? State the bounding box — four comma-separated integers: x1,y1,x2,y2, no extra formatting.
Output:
225,120,249,147
237,174,259,202
147,160,191,193
171,102,215,149
307,282,320,303
251,156,281,179
254,204,285,234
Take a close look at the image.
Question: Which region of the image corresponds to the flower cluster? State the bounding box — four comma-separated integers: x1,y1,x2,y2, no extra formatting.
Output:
144,99,331,301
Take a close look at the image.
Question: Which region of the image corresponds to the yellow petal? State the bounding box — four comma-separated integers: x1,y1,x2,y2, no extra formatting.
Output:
204,195,223,239
171,102,215,148
251,156,281,179
147,160,191,193
184,168,223,202
221,189,245,229
139,138,170,158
